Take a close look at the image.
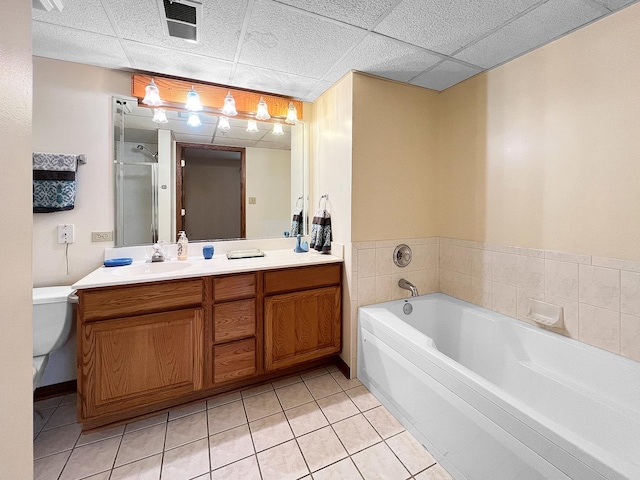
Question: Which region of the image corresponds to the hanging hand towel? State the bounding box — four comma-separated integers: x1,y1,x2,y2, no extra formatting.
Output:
310,209,332,254
290,198,304,237
33,153,78,213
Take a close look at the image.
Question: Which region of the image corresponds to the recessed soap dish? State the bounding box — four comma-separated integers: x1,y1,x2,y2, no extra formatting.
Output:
526,299,564,328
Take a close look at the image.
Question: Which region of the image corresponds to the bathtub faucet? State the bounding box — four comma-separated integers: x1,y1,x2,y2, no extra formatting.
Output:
398,278,419,297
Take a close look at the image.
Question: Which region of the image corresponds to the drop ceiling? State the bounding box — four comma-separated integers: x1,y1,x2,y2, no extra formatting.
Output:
32,0,638,101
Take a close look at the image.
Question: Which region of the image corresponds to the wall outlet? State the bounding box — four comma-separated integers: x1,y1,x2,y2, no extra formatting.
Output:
92,231,113,242
249,197,257,204
57,224,75,244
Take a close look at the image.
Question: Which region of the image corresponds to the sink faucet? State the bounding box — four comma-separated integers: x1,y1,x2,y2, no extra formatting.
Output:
151,243,166,262
398,278,419,297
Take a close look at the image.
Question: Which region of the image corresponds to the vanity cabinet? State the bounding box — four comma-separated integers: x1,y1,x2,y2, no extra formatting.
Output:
264,264,342,371
77,279,205,427
77,262,341,429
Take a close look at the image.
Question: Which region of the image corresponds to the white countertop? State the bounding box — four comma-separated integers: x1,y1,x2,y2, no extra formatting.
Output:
72,248,343,290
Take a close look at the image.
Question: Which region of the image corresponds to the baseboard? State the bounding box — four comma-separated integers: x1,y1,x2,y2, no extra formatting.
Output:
34,380,76,401
334,355,351,379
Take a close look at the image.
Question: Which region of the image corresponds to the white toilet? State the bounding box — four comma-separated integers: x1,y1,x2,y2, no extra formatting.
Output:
32,286,76,390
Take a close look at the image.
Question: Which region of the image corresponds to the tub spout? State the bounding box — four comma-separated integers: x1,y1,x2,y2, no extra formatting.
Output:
398,278,419,297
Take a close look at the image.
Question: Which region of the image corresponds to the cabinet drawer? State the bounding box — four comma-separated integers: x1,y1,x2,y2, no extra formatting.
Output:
214,338,256,384
264,264,341,295
213,274,256,302
81,279,203,322
214,299,255,344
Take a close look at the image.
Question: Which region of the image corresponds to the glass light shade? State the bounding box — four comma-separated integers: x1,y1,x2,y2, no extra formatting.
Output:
152,108,168,124
222,91,237,116
218,116,231,131
246,119,259,133
187,113,202,127
272,123,284,135
185,87,203,111
255,96,270,120
142,79,162,107
285,102,298,124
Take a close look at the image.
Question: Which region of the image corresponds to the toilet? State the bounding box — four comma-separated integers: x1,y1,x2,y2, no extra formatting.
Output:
32,286,76,390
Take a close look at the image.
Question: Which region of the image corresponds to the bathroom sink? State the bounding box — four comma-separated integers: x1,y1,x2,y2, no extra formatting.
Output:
111,262,192,277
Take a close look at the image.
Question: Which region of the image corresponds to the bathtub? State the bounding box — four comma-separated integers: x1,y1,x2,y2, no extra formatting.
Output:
357,293,640,480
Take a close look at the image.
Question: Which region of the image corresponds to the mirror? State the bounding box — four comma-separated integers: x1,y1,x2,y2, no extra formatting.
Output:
113,97,308,247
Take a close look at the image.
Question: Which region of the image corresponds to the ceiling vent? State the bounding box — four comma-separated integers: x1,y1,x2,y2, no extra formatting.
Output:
157,0,202,43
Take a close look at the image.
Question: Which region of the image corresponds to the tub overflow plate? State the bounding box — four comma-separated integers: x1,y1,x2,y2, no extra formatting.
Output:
393,244,412,267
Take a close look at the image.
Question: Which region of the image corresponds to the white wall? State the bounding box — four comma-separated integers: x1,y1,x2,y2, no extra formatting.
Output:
0,2,33,477
245,147,291,238
33,58,130,286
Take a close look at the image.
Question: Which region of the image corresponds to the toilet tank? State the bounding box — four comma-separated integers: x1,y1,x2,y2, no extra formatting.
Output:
33,286,75,357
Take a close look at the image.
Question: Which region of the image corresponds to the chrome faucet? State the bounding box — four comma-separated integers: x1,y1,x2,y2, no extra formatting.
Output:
151,242,166,262
398,278,419,297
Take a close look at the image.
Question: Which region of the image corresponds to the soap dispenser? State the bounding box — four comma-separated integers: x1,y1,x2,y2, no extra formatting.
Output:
177,231,189,261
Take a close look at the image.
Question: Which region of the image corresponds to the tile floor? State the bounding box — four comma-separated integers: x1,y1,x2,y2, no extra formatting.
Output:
33,366,453,480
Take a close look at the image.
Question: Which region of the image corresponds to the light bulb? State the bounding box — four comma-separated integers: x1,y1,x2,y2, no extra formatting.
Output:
187,113,202,127
142,78,162,107
272,123,284,135
218,116,230,131
222,91,237,116
152,108,168,123
285,102,298,124
256,96,270,120
185,87,203,111
246,119,259,132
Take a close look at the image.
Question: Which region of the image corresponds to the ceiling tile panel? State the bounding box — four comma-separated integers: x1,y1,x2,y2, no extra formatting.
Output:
122,41,233,85
324,33,441,83
103,0,247,61
454,0,605,69
302,81,334,102
375,0,542,55
272,0,398,29
238,0,365,78
231,64,319,99
32,0,116,35
593,0,637,10
32,22,131,69
410,61,481,91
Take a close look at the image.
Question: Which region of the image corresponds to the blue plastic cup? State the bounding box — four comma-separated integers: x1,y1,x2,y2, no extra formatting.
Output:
203,245,214,259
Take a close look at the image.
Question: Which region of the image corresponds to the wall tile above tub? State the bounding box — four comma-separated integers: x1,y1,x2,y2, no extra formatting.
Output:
516,256,545,291
492,252,518,285
620,271,640,317
471,249,492,280
453,247,472,275
579,265,621,311
471,277,492,309
492,283,517,317
578,304,620,354
621,314,640,361
545,260,579,301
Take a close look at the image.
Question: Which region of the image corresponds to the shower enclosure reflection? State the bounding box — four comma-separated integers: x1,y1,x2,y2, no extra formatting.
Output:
113,97,308,247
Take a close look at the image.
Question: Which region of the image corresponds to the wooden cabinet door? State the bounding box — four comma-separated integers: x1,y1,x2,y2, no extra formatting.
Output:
80,308,204,419
264,286,341,371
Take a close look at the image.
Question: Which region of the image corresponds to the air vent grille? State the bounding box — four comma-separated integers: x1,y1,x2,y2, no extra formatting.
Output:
157,0,202,43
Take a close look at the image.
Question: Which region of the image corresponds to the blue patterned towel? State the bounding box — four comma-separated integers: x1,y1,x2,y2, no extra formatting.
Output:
33,153,78,213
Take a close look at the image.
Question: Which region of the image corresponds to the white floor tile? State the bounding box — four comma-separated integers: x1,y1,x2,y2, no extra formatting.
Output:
386,431,436,474
207,400,247,435
209,424,255,470
110,453,162,480
59,436,121,480
312,457,364,480
210,455,261,480
257,439,309,480
34,450,71,480
206,391,241,409
241,382,274,398
275,382,314,410
249,412,294,452
345,385,381,412
271,374,302,389
124,413,168,434
42,402,78,431
284,401,329,437
243,390,283,422
168,401,206,421
34,407,56,436
34,423,82,459
414,463,453,480
297,426,347,472
115,423,166,467
300,367,329,380
305,374,342,399
165,411,207,450
330,370,363,390
363,406,405,439
332,414,381,455
351,442,410,480
76,424,124,447
316,392,359,424
161,438,210,480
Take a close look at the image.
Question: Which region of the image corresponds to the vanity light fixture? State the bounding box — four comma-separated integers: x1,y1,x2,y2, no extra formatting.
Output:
185,87,203,111
218,116,231,131
246,119,259,133
255,96,271,120
222,91,238,116
187,112,202,127
285,102,298,124
272,123,284,135
152,108,168,124
142,78,162,107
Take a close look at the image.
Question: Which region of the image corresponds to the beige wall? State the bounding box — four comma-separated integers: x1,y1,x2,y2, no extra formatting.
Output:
0,2,33,477
352,74,440,242
438,4,640,261
311,74,355,370
33,58,130,286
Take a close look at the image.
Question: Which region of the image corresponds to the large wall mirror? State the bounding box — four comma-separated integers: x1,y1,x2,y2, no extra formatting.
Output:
113,97,308,247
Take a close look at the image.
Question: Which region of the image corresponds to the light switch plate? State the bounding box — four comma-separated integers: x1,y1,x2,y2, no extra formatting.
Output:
249,197,257,204
92,231,113,242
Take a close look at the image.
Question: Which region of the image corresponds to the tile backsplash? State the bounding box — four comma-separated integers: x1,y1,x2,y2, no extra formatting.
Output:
352,237,640,363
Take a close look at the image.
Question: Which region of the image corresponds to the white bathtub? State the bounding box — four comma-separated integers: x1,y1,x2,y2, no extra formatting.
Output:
357,293,640,480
